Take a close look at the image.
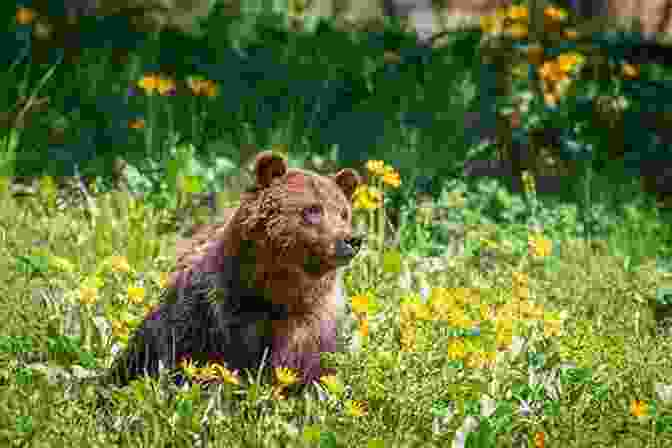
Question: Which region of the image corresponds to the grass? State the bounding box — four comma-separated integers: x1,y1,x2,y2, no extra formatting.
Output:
1,163,672,448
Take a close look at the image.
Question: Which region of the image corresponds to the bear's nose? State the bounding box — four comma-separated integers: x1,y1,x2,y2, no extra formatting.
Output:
334,236,363,262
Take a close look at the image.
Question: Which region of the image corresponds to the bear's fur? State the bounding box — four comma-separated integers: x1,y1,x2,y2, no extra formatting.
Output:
107,151,361,386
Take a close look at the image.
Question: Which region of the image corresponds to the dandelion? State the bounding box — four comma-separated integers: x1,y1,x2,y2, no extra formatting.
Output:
353,185,383,211
350,294,369,315
320,374,344,395
108,255,131,274
630,399,648,417
480,12,504,35
345,400,368,417
79,286,98,306
534,431,545,448
466,350,496,369
543,311,564,338
16,7,36,25
129,118,145,129
156,272,170,289
110,319,127,338
275,367,299,386
127,285,146,305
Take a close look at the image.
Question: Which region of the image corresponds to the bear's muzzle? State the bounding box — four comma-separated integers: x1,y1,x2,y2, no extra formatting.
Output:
333,236,363,265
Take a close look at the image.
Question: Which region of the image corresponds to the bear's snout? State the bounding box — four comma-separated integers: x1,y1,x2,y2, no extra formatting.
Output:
334,236,363,264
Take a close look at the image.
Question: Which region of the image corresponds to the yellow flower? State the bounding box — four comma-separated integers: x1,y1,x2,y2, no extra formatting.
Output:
127,285,146,305
630,399,648,417
50,256,75,273
366,160,385,176
210,363,241,385
512,271,529,288
111,319,128,338
544,6,567,21
534,431,545,448
138,74,175,96
358,317,369,337
447,339,466,360
16,7,36,25
353,185,383,211
507,5,528,21
557,52,584,73
528,233,553,258
521,170,536,194
78,286,98,306
181,357,198,379
156,272,170,289
480,12,504,35
275,367,299,386
563,29,579,39
622,63,639,79
382,169,401,188
320,374,344,395
350,294,369,315
129,118,145,129
108,255,131,274
506,23,528,39
187,77,219,97
466,350,496,369
539,61,568,83
345,400,368,417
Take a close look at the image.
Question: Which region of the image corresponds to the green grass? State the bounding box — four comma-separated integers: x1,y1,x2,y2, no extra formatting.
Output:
1,168,672,448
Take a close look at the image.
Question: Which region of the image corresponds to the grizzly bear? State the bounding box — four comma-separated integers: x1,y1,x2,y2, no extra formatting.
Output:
107,151,362,386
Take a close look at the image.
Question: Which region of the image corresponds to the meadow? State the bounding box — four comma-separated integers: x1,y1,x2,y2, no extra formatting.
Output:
3,1,672,447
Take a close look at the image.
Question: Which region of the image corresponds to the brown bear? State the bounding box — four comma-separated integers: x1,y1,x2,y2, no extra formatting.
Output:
107,151,362,386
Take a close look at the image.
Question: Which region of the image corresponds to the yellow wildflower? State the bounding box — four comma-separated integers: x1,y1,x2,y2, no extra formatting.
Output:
507,5,528,21
350,294,369,315
275,367,299,386
129,118,145,129
534,431,545,448
506,23,528,39
187,77,218,97
127,285,146,305
181,357,198,379
358,316,369,337
79,286,98,306
447,339,466,360
466,350,496,369
320,374,344,395
210,363,241,385
345,400,368,417
544,6,567,21
382,168,401,188
622,63,639,79
539,61,568,83
16,7,36,25
563,29,579,39
557,52,584,73
528,233,553,258
630,399,648,417
138,74,175,96
365,160,385,176
108,255,131,274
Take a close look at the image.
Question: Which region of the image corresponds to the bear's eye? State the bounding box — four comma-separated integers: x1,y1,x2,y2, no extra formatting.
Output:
303,205,322,225
340,209,349,221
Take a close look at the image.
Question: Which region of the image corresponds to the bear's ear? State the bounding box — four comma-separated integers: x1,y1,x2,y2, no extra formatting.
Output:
254,151,288,189
332,168,361,200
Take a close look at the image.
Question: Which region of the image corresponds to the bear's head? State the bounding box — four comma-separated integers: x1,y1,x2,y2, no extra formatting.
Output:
235,151,362,280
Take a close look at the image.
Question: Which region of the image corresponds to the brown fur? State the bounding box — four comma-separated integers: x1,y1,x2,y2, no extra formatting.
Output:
112,151,361,385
